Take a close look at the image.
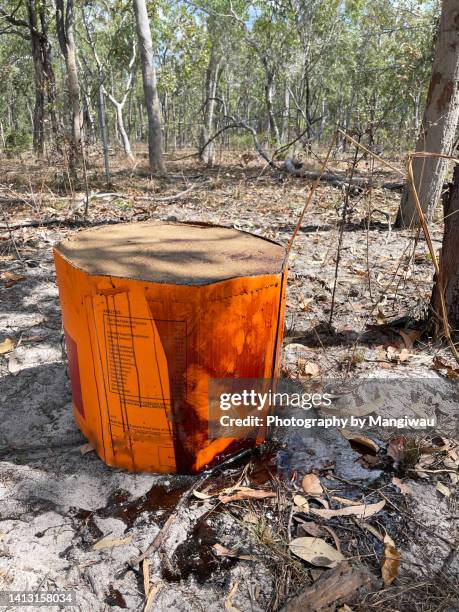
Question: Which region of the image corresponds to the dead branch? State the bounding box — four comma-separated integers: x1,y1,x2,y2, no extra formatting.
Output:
282,158,403,191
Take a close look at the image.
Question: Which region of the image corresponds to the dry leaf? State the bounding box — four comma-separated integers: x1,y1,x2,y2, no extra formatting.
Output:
339,430,379,454
213,543,254,561
79,443,94,455
93,534,133,550
387,346,410,362
224,579,240,612
296,520,323,538
193,490,213,500
219,487,276,504
302,473,323,496
331,496,363,507
392,477,411,496
0,338,15,354
293,494,310,512
1,271,26,287
394,328,420,350
289,537,345,568
432,357,459,380
299,294,313,312
381,535,400,586
310,499,385,520
302,362,320,377
376,309,387,325
359,522,384,542
436,482,451,497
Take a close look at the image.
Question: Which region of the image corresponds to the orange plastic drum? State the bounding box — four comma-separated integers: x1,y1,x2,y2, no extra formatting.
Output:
54,222,287,473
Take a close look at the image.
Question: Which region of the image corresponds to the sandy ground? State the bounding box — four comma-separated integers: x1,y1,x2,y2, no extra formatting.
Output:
0,150,458,610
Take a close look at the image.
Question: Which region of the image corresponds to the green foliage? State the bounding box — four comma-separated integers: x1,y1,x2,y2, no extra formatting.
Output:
0,0,443,154
5,131,32,155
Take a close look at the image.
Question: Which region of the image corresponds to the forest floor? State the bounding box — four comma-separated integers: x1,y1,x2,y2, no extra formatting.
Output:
0,147,458,611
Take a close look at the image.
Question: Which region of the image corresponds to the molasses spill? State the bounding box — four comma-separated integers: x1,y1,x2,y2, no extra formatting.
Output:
162,516,236,584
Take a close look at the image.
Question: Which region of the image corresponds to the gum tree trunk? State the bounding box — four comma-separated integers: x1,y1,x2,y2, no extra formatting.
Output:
431,164,459,335
104,41,136,161
199,46,221,166
396,0,459,227
56,0,84,168
22,0,60,155
133,0,166,174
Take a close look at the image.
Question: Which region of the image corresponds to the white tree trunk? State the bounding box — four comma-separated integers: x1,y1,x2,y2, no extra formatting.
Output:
199,46,220,166
281,81,290,144
396,0,459,227
56,0,83,167
111,99,134,160
97,85,110,184
133,0,166,175
104,41,136,161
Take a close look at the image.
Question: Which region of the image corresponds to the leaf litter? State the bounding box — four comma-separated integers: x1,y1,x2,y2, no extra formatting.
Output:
1,153,458,611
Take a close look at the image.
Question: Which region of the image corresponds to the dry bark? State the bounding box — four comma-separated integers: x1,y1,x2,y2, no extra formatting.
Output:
281,562,377,612
431,164,459,335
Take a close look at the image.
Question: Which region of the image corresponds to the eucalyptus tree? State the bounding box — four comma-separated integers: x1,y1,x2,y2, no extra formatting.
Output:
199,17,223,165
56,0,84,168
133,0,165,174
397,0,459,227
81,1,137,162
0,0,59,155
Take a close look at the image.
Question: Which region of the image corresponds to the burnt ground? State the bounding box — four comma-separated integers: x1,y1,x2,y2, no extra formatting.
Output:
0,147,458,611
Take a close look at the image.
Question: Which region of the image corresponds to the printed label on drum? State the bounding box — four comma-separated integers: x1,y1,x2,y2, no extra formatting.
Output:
92,291,178,470
101,309,186,408
104,311,158,403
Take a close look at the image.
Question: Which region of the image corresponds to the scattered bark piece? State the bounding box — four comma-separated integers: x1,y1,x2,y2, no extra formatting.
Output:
212,543,254,561
281,562,377,611
219,487,276,504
